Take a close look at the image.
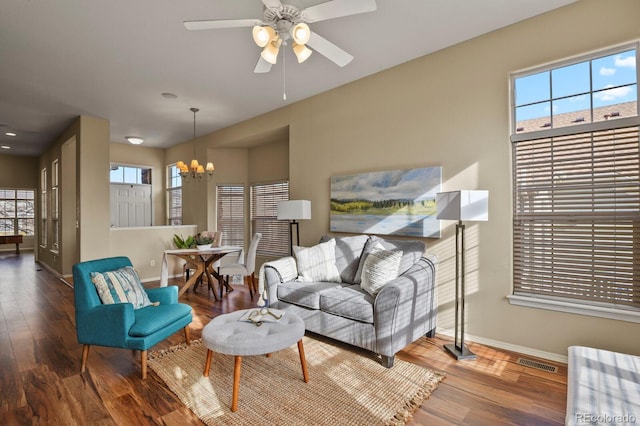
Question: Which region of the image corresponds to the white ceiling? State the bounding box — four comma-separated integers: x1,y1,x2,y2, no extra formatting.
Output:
0,0,577,156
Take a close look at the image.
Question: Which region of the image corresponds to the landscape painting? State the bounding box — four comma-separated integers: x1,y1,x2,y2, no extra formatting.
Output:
330,166,442,238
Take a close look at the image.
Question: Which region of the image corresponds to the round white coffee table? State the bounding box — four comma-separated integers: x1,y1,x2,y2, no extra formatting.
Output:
202,308,309,412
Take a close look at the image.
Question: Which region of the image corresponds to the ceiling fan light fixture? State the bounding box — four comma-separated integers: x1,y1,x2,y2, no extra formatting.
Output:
291,23,310,45
293,42,313,63
261,39,281,65
252,25,276,48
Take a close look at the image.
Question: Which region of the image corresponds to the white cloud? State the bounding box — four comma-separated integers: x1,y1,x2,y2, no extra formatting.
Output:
594,85,632,102
615,55,636,69
599,67,616,76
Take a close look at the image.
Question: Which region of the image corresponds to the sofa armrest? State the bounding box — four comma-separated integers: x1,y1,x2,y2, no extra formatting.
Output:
373,255,438,356
146,286,178,305
76,303,136,348
264,266,283,306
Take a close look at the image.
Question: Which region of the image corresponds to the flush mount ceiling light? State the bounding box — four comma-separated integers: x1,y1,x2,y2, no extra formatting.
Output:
125,136,144,145
175,107,214,182
1,145,10,150
184,0,377,73
5,132,16,137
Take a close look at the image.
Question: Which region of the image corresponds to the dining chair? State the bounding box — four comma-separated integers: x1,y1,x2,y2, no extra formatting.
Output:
218,233,262,298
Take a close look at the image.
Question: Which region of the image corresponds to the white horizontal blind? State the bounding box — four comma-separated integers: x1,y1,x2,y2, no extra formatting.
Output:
251,181,289,258
513,125,640,308
217,185,245,249
167,188,182,225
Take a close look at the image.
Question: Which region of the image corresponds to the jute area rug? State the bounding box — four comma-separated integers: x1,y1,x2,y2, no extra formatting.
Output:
148,336,444,426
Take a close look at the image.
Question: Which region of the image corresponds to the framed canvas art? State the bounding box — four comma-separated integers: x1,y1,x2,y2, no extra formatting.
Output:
330,166,442,238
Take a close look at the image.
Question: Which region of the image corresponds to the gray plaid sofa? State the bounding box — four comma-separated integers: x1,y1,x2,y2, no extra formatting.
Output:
264,234,437,367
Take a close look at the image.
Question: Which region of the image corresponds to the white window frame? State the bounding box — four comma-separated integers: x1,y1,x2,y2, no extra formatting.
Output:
167,164,182,225
508,42,640,323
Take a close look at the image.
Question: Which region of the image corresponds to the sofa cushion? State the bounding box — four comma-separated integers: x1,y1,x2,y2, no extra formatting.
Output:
90,266,152,309
360,249,403,296
355,236,425,282
293,238,342,283
129,303,192,337
277,281,345,310
319,285,375,324
320,234,369,284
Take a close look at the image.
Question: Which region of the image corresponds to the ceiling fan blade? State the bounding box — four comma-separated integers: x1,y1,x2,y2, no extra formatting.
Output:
254,57,273,73
302,0,377,23
307,31,353,67
184,18,262,31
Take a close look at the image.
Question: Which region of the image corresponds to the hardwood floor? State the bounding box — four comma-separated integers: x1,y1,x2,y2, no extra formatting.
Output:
0,253,567,425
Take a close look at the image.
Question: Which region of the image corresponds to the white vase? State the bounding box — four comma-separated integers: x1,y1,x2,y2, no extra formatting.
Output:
197,244,211,250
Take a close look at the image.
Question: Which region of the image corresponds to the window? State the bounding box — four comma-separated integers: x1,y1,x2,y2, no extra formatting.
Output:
110,165,151,184
51,159,59,251
513,45,637,134
217,185,245,248
510,43,640,319
251,181,289,258
40,168,47,247
0,189,35,236
167,164,182,225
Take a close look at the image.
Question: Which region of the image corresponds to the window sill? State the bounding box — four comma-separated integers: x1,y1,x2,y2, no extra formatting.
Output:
507,295,640,324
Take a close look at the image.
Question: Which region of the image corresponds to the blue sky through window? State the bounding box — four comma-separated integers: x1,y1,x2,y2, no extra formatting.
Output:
514,49,637,124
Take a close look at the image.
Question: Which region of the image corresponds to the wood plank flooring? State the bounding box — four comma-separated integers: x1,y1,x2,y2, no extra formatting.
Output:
0,253,567,425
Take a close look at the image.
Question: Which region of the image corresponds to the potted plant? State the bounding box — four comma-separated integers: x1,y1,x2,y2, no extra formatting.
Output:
195,234,214,250
173,234,195,249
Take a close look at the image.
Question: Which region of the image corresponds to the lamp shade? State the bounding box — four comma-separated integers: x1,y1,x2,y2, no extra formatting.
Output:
291,23,311,45
261,39,281,64
293,42,313,63
252,25,276,47
436,190,489,221
277,200,311,220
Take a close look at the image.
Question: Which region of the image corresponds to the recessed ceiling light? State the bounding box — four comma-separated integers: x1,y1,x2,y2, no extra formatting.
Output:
125,136,144,145
161,92,178,99
1,145,10,149
5,132,16,137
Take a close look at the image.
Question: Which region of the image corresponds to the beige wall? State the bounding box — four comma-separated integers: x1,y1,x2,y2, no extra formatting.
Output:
109,143,167,226
180,0,640,359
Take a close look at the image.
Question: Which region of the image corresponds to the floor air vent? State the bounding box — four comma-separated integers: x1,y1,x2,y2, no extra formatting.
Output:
516,357,558,373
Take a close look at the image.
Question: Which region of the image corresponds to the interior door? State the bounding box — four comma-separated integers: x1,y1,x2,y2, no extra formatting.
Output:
110,184,152,227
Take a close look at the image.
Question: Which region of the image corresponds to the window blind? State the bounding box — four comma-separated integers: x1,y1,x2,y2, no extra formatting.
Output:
217,185,245,249
513,125,640,308
167,188,182,226
251,181,289,258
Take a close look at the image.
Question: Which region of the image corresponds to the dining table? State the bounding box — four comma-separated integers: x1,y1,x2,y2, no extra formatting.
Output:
160,246,242,299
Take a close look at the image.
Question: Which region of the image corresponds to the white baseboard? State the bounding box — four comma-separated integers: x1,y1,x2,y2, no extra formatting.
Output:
436,328,568,364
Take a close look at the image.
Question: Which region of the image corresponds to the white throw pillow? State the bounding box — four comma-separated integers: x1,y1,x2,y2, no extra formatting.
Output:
293,238,342,283
360,249,403,296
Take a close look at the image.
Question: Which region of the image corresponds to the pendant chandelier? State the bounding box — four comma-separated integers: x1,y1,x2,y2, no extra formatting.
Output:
176,107,214,182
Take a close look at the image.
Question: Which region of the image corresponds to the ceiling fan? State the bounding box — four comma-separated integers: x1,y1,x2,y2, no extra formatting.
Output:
184,0,377,73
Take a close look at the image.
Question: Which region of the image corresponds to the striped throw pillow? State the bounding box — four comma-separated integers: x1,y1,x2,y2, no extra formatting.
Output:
91,266,152,309
360,249,403,296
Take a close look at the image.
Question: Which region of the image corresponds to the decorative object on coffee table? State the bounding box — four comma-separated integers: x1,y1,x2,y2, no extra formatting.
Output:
436,190,489,360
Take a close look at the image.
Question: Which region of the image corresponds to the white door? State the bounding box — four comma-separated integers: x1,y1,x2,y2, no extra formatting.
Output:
110,184,152,227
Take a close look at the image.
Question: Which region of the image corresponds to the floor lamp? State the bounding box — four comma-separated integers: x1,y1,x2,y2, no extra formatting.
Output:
277,200,311,255
436,190,489,360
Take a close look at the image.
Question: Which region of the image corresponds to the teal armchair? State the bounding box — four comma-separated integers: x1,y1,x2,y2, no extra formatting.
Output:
73,256,192,379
